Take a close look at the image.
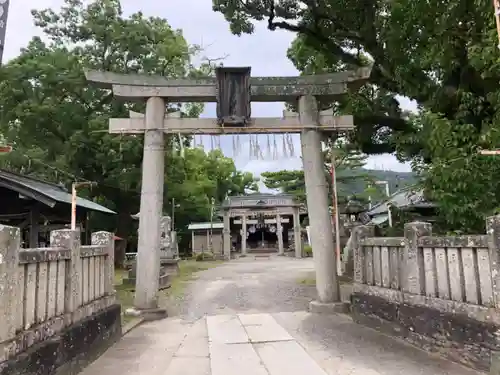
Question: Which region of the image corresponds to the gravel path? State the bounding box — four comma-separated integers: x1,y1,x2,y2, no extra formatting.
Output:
168,256,317,320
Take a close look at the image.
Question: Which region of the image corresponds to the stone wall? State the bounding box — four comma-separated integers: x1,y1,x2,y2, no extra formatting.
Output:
0,225,121,375
350,216,500,373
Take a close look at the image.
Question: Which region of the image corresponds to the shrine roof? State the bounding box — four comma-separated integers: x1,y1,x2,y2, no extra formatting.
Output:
0,169,116,214
221,194,300,208
226,193,295,200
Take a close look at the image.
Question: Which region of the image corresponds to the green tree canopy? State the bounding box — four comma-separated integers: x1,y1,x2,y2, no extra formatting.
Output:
212,0,498,162
416,112,500,233
212,0,500,232
0,0,258,254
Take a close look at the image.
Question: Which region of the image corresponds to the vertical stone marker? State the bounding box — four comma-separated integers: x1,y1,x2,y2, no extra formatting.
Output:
85,66,370,317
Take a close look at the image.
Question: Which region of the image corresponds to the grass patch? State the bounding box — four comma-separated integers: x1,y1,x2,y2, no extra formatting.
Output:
114,268,135,325
164,260,223,300
297,273,353,287
114,260,223,324
298,277,317,286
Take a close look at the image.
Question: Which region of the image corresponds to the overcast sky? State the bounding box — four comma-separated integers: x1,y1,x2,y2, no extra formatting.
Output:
3,0,415,183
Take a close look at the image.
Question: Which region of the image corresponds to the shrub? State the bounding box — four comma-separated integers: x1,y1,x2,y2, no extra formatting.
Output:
195,252,216,261
303,245,313,257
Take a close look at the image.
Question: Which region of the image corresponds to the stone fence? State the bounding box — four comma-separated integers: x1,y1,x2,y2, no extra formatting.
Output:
0,225,122,375
350,216,500,373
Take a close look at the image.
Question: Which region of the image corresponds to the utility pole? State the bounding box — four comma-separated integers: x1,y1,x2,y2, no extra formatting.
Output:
493,0,500,48
0,0,10,65
171,197,175,232
71,181,96,231
375,180,392,227
209,197,215,252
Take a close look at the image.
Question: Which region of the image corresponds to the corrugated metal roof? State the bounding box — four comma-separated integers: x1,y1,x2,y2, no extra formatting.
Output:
188,222,224,230
0,169,116,214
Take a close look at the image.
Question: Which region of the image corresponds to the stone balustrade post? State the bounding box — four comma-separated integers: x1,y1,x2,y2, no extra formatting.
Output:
0,225,20,343
293,207,302,258
351,225,375,283
223,211,230,259
241,215,247,255
92,231,115,296
403,221,432,295
276,214,284,255
487,215,500,308
51,229,81,313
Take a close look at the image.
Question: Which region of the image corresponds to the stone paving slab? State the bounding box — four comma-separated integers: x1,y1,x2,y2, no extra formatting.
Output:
175,318,209,358
78,318,191,375
206,314,249,344
209,342,268,375
255,340,328,375
167,357,211,375
79,311,483,375
238,313,293,342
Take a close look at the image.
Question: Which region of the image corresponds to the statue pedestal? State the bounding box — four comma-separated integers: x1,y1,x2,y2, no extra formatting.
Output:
159,257,179,289
123,214,180,290
122,262,138,287
123,257,179,290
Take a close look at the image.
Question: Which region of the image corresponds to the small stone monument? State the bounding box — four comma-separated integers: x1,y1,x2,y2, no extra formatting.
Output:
158,216,179,259
124,213,179,289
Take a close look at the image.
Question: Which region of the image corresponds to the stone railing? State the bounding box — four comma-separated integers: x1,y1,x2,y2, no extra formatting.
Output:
0,225,121,374
349,216,500,372
353,227,494,307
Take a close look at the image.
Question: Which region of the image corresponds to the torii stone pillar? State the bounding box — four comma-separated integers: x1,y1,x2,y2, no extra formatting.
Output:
300,95,341,310
134,97,166,313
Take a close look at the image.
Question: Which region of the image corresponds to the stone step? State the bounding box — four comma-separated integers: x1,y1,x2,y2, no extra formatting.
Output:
247,248,278,254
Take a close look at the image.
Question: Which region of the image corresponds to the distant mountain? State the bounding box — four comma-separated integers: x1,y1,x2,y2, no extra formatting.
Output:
366,169,417,192
337,168,417,198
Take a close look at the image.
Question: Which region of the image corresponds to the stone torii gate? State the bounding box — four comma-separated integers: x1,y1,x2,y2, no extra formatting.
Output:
85,67,370,318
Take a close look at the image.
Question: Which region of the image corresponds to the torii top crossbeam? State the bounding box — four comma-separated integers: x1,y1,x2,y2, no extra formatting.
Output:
85,66,371,134
84,67,371,102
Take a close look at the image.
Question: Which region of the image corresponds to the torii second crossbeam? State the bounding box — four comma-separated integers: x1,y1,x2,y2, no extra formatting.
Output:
111,110,354,135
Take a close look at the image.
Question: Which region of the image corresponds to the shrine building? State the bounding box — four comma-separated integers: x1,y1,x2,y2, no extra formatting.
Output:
188,194,307,258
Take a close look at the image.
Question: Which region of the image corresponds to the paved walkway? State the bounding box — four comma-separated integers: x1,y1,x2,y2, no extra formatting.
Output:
81,257,482,375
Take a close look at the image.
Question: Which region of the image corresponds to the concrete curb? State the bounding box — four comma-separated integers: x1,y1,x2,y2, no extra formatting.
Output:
309,300,350,314
124,306,168,321
122,317,145,335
